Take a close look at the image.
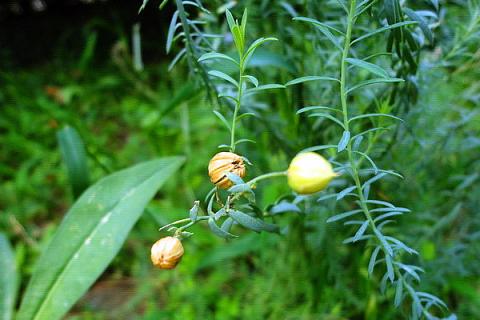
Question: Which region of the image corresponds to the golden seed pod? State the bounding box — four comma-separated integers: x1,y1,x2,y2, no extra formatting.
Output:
287,152,337,195
208,152,246,189
151,236,184,270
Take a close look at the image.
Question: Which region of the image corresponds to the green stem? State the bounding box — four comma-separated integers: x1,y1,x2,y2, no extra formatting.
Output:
339,1,426,315
230,62,245,152
247,171,288,186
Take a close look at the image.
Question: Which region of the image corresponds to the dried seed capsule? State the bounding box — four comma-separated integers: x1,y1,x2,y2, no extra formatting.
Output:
208,152,246,189
287,152,337,195
151,236,184,269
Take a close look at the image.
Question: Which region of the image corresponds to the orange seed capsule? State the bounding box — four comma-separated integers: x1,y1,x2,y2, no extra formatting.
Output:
151,236,184,270
208,152,246,189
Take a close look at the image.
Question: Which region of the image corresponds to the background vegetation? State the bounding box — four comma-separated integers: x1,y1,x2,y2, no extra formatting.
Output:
0,0,479,319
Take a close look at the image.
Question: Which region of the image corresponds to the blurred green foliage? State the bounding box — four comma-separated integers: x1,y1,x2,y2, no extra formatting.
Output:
0,0,479,319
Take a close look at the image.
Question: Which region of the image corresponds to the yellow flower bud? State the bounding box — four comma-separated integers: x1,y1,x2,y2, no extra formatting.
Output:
208,152,246,189
287,152,337,195
151,236,184,269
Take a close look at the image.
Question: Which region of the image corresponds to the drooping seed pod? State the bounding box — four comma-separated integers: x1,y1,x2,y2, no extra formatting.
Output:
151,236,184,269
287,152,337,195
208,152,246,189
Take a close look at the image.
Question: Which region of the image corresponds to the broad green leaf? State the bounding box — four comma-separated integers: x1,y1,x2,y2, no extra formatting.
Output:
0,234,17,320
17,157,184,320
351,21,418,45
198,52,239,65
208,70,239,87
229,210,279,233
345,58,389,78
285,76,339,86
346,78,404,94
57,126,90,198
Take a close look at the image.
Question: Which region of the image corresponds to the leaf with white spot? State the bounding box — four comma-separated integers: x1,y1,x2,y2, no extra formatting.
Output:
17,157,184,320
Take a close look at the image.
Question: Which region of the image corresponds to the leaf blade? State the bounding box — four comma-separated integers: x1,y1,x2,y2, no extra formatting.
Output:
17,157,185,320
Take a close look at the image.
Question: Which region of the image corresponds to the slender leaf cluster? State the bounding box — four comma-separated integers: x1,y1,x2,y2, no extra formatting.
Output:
290,1,453,318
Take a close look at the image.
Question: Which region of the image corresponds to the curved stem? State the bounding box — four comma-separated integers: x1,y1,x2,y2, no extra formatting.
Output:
247,171,288,186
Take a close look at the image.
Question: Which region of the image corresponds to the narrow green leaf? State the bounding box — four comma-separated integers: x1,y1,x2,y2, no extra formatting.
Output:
242,75,259,87
326,209,363,223
404,8,433,43
353,150,378,174
348,113,403,123
213,110,232,131
352,221,369,242
235,139,256,145
368,246,382,276
167,48,186,71
302,144,337,153
374,228,393,256
297,106,341,114
166,11,179,53
385,254,395,282
0,234,17,320
346,58,389,78
208,70,239,87
338,130,350,152
293,17,344,34
198,52,239,65
221,217,235,233
245,84,285,95
229,210,279,233
346,78,404,94
351,21,418,45
243,37,278,67
394,280,404,307
208,217,238,239
17,157,185,320
57,126,90,198
336,186,357,200
308,113,345,129
225,9,236,32
189,201,200,222
285,76,339,86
